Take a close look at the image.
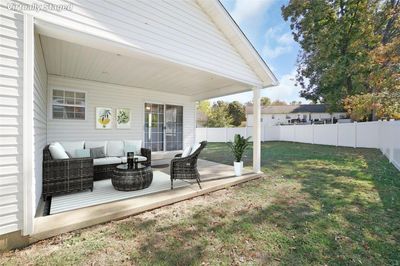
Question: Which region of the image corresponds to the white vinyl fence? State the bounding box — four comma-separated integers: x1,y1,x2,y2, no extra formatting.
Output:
196,121,400,170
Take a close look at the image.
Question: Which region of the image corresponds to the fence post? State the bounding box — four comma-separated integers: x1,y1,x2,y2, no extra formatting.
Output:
312,123,315,144
378,120,383,152
354,122,357,148
225,127,228,143
336,122,339,146
293,125,296,142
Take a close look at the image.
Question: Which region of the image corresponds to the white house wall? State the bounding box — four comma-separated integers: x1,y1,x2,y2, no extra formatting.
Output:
0,6,23,235
46,76,196,149
33,33,47,209
18,0,261,86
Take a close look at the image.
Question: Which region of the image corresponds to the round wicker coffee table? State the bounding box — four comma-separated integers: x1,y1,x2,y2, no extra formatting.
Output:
111,164,153,191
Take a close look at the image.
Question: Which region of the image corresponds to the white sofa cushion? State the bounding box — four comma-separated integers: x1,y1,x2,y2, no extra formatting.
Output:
124,140,142,155
106,141,124,157
190,143,201,155
85,141,107,154
181,146,192,157
74,149,90,158
49,142,69,159
93,157,121,166
120,155,147,163
60,141,84,157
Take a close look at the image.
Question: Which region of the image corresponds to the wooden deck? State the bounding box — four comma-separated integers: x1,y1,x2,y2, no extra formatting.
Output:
30,160,260,243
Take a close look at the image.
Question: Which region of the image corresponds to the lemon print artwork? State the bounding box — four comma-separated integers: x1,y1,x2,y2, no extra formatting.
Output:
96,108,113,129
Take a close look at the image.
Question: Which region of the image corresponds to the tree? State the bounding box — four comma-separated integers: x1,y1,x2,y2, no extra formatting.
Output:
344,0,400,120
261,97,271,106
197,100,211,116
290,101,302,105
270,100,288,106
206,101,233,127
282,0,400,119
227,101,246,126
196,100,211,126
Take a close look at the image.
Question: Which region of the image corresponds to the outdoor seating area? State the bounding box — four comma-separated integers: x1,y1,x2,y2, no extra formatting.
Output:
39,140,217,219
42,140,151,199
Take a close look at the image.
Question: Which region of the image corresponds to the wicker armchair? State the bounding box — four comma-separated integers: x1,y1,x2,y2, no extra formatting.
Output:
170,141,207,189
42,145,94,200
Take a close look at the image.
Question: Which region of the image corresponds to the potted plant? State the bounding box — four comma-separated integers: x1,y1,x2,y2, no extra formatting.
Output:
227,134,251,176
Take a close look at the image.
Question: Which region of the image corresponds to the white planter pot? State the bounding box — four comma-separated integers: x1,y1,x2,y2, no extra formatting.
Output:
234,161,243,176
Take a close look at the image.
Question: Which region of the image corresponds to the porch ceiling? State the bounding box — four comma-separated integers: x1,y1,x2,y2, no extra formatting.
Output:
40,35,251,100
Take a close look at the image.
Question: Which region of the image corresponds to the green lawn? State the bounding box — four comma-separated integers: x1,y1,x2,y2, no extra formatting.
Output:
1,142,399,265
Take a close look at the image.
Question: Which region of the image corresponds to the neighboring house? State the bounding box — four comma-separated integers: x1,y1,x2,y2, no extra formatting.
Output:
246,104,348,126
0,0,277,249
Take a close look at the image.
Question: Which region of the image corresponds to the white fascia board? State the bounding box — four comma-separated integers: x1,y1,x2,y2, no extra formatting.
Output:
197,0,279,87
191,83,250,101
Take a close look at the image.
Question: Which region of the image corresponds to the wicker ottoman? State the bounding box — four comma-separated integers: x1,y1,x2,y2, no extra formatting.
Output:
111,164,153,191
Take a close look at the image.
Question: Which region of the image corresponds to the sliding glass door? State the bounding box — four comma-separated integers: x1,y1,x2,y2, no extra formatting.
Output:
144,103,164,151
144,103,183,152
165,105,183,151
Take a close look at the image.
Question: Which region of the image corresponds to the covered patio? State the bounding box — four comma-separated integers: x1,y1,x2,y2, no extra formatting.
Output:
32,160,261,242
38,159,255,216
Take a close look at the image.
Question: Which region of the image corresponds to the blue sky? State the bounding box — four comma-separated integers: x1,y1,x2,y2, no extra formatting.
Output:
211,0,309,104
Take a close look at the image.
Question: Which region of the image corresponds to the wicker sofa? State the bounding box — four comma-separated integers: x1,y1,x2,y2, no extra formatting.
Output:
42,140,151,199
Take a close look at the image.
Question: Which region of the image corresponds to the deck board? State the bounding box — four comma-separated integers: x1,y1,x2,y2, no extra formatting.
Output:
50,171,189,214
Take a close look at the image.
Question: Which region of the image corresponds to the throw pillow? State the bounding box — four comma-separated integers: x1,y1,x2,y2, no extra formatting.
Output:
49,142,69,159
75,149,90,158
181,146,192,157
124,143,141,156
90,146,105,159
124,140,142,155
190,143,201,155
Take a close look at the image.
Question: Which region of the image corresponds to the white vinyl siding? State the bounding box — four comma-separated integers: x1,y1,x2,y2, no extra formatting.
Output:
47,75,196,149
18,0,261,85
0,6,23,234
33,33,47,209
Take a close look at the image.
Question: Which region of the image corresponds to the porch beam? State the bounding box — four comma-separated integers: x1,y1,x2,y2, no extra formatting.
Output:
252,86,262,173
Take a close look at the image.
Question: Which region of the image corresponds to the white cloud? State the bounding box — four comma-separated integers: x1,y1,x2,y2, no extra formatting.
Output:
262,25,295,59
262,68,309,103
263,46,292,59
277,32,294,45
230,0,274,24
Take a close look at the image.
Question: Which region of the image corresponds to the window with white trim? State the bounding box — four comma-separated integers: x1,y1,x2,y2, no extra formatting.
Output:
52,89,86,120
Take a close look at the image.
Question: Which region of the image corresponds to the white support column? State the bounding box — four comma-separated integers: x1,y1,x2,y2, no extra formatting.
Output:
252,87,262,173
23,14,35,235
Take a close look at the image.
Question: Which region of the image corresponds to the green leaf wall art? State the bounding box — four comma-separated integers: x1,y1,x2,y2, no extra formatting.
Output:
116,108,131,129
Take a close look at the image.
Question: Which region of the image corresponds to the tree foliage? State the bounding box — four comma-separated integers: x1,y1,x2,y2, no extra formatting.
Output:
261,97,272,106
282,0,400,119
270,100,288,106
206,101,233,127
228,101,246,126
197,100,248,127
